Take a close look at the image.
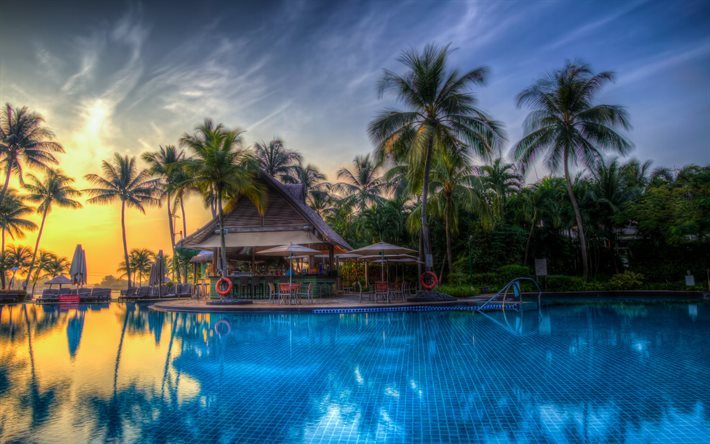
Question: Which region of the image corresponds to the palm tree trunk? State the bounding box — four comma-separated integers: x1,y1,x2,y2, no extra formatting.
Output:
24,207,48,288
121,200,132,288
444,206,453,280
167,193,180,283
180,197,188,284
524,211,536,265
563,150,589,280
1,227,6,289
217,191,227,276
420,136,434,272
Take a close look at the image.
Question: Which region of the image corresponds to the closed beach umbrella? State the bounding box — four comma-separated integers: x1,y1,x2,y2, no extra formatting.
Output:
257,243,319,287
149,250,166,286
70,245,87,286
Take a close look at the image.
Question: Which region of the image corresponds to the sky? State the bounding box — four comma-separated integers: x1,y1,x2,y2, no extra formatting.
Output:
1,0,709,282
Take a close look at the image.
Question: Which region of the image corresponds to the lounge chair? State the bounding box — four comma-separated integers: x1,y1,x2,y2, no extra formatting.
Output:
40,288,60,302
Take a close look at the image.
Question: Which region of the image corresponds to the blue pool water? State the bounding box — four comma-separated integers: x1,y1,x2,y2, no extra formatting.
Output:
0,301,708,442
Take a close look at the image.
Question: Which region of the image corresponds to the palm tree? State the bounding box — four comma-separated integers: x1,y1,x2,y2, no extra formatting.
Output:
0,104,64,205
513,62,632,279
142,145,187,281
428,145,483,276
284,161,329,208
369,44,504,271
253,138,302,181
5,245,31,288
29,251,56,294
41,253,69,278
23,169,82,287
128,248,155,286
335,154,386,212
0,189,37,252
475,158,522,223
180,119,264,275
0,192,36,289
84,154,160,288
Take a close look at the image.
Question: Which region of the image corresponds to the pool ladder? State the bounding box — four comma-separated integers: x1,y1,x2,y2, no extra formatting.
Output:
476,277,542,312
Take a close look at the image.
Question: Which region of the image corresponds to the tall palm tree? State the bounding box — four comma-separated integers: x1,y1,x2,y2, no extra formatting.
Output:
142,145,187,281
513,62,632,279
23,169,82,287
369,44,504,271
0,104,64,205
253,138,302,181
428,145,484,276
180,119,264,275
335,154,386,212
84,154,160,288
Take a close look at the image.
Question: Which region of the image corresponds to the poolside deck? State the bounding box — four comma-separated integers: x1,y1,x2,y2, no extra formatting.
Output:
148,293,532,313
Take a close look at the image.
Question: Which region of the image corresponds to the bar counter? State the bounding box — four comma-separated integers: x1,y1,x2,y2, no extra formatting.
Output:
207,274,337,299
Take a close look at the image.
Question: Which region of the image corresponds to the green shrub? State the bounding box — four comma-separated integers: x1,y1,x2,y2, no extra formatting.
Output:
544,275,586,291
446,271,470,286
437,284,479,298
471,272,498,286
608,271,645,290
497,264,532,283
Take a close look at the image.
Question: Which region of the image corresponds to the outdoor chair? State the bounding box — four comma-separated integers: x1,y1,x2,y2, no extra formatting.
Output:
357,281,374,303
299,283,314,304
267,283,277,303
389,283,404,302
278,283,295,304
374,282,389,303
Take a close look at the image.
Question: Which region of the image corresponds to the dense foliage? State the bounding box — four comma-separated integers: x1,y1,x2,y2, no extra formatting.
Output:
1,44,707,292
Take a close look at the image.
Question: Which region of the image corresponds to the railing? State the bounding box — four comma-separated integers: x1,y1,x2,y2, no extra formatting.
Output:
477,277,542,312
476,277,545,337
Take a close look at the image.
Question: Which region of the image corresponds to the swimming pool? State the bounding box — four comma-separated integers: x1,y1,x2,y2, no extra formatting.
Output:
0,301,708,442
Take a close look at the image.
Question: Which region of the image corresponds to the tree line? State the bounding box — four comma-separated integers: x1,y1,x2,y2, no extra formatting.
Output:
2,43,707,291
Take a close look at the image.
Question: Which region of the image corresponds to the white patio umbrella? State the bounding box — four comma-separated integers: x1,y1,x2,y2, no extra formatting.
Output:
349,241,416,256
70,245,87,287
350,242,417,281
257,243,320,287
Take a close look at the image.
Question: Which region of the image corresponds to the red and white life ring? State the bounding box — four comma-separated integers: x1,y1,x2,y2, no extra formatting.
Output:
420,271,438,290
215,277,233,296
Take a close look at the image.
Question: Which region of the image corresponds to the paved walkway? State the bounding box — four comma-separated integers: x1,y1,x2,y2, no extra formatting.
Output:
150,293,494,313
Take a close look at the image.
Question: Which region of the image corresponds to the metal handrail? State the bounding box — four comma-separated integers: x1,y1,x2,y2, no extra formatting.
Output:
477,277,542,311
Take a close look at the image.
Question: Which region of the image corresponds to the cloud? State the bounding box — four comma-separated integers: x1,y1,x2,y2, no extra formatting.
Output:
614,39,710,87
543,0,648,51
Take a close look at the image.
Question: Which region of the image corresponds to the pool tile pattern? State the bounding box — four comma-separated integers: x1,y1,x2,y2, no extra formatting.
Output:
0,302,708,442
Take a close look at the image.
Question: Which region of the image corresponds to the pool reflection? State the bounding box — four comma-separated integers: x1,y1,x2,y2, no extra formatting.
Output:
0,302,708,442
